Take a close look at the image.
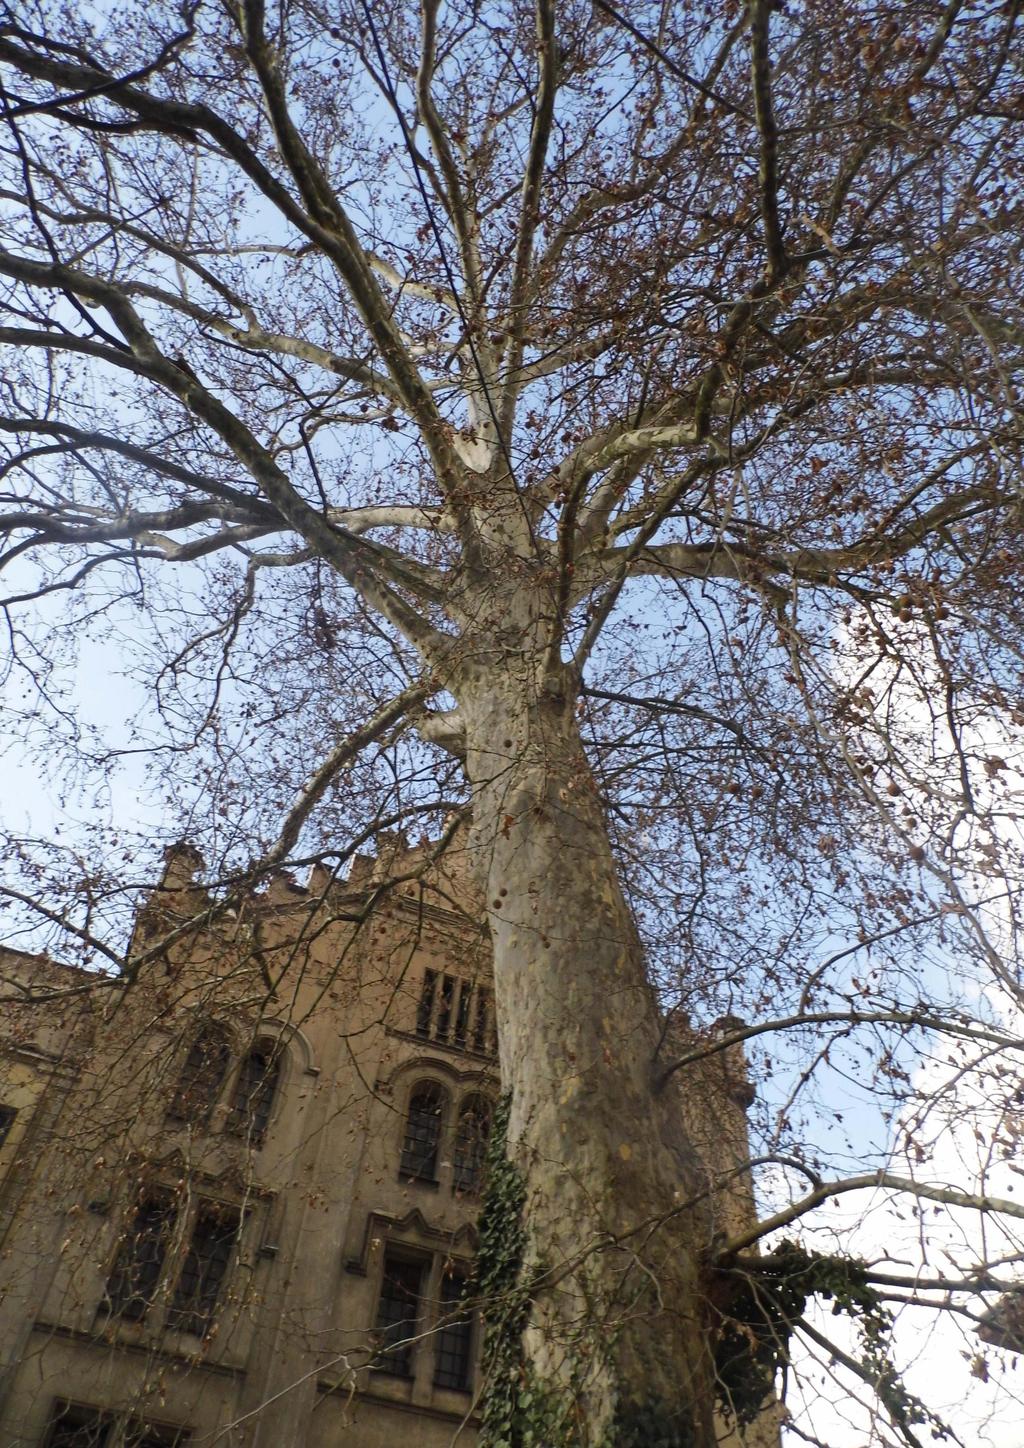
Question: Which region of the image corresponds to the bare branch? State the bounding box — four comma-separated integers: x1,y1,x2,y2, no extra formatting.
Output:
499,0,557,437
748,0,787,283
253,678,435,872
721,1175,1024,1257
659,1009,1024,1087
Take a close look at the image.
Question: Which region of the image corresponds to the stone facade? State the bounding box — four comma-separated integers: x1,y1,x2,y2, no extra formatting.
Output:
0,833,776,1447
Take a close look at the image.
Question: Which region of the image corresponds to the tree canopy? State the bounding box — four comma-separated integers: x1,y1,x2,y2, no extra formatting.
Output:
2,1,1024,1443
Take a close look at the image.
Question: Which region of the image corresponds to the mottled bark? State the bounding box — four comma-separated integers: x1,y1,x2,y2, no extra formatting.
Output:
459,638,716,1446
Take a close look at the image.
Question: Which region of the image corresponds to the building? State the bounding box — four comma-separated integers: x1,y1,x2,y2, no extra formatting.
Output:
0,831,773,1447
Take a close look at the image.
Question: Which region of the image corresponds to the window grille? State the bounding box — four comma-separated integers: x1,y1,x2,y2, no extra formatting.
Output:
399,1083,444,1181
45,1404,112,1448
415,972,495,1055
433,1268,473,1391
46,1403,188,1448
452,1097,492,1194
453,983,472,1047
167,1206,240,1336
472,987,492,1054
104,1196,175,1320
373,1255,425,1376
0,1104,16,1146
227,1043,280,1143
415,969,437,1037
435,974,455,1040
168,1029,230,1124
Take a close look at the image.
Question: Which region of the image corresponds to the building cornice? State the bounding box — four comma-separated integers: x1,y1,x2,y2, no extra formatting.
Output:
315,1379,480,1424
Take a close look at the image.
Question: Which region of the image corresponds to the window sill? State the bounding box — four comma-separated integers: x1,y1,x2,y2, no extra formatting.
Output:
224,1128,267,1148
93,1309,225,1356
95,1303,147,1325
390,1024,498,1061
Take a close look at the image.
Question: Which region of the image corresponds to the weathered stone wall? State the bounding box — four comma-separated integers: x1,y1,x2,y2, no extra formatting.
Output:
0,833,776,1446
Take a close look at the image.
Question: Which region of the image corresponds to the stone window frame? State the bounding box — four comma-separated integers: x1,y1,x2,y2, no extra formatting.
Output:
432,1261,475,1391
414,968,496,1056
166,1026,232,1127
224,1038,283,1146
44,1397,189,1447
451,1093,493,1197
100,1192,177,1323
369,1244,479,1396
393,1065,497,1196
398,1079,449,1184
165,1021,289,1148
371,1247,430,1378
165,1199,243,1336
98,1182,246,1342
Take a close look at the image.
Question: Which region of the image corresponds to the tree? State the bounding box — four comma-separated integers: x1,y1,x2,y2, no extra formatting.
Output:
1,1,1024,1443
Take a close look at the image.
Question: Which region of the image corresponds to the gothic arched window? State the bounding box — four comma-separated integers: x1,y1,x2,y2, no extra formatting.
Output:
452,1096,492,1194
227,1041,281,1144
399,1082,446,1181
168,1027,231,1125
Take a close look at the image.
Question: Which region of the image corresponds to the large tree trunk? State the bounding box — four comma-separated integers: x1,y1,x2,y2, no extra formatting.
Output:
462,653,717,1447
